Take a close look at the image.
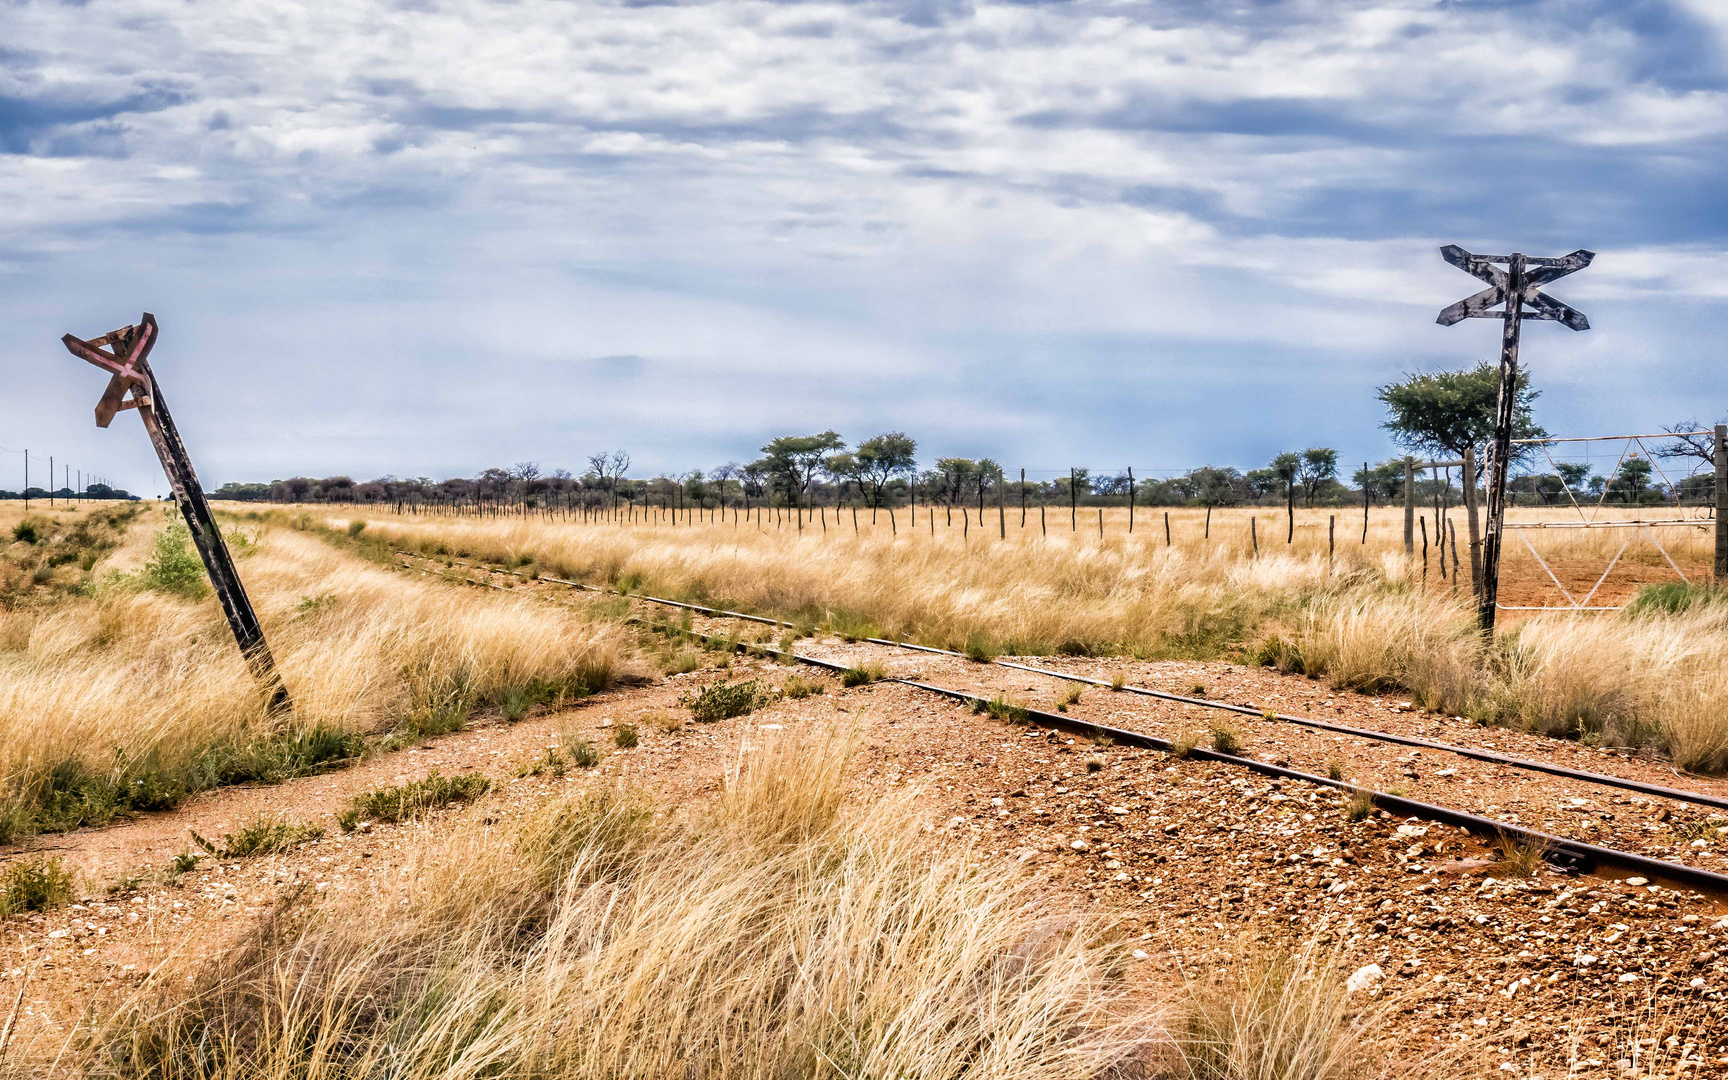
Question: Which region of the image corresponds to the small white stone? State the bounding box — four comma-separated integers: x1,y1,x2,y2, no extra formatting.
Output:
1070,839,1089,850
1617,973,1639,983
1624,877,1648,887
1345,964,1383,994
1131,949,1149,960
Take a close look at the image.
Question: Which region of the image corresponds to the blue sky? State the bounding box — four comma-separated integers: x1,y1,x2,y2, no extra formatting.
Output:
3,0,1726,495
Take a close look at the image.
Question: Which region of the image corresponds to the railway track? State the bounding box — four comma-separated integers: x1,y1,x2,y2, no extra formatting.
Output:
399,550,1728,898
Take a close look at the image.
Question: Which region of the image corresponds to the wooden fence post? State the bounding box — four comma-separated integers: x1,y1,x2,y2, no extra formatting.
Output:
1020,468,1027,527
1716,425,1727,581
1164,511,1170,547
1070,468,1077,532
1403,457,1415,554
1127,467,1134,533
1328,515,1334,559
1362,461,1370,543
998,472,1005,539
61,314,290,714
1250,516,1257,555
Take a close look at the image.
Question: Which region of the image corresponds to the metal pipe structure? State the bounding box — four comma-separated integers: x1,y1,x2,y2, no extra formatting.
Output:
412,551,1728,816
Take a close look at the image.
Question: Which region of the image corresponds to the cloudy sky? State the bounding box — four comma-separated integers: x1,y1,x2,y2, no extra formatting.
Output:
3,0,1725,494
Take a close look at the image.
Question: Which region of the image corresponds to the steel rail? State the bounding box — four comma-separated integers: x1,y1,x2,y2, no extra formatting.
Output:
654,620,1728,896
1511,432,1711,444
397,551,1728,814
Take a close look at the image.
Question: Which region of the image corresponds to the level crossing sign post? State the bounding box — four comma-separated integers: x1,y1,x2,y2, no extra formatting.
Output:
61,313,292,715
1436,246,1592,633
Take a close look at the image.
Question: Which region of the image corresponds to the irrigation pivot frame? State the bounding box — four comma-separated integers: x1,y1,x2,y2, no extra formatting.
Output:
1437,245,1592,632
61,314,292,714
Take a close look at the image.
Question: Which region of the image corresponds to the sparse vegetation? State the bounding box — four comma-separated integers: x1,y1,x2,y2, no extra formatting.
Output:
337,771,491,831
840,662,886,687
1493,832,1550,877
190,815,324,858
680,678,770,722
0,855,75,917
782,673,825,699
1055,684,1083,712
613,722,639,748
1210,722,1243,755
1346,789,1374,821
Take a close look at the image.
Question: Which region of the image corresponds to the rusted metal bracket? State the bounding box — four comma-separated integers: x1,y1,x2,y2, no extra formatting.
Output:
62,314,292,715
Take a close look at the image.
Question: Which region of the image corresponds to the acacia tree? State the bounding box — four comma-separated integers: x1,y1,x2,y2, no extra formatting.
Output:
1377,363,1545,477
852,432,917,510
1298,447,1337,506
760,431,845,513
587,450,630,509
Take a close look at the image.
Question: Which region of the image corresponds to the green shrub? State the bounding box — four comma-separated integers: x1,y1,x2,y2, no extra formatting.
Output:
680,679,768,722
0,856,75,916
962,634,998,663
10,520,42,545
782,674,825,699
190,815,323,858
568,738,602,768
141,522,209,599
347,520,367,538
840,663,885,688
338,771,491,831
1624,582,1726,617
613,723,639,749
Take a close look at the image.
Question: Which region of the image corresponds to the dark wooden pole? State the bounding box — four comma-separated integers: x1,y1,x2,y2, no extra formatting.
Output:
62,314,290,714
1362,461,1370,544
1478,253,1527,633
1127,467,1134,533
1715,424,1727,581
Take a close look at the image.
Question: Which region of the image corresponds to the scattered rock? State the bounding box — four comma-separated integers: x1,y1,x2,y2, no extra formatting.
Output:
1346,964,1384,994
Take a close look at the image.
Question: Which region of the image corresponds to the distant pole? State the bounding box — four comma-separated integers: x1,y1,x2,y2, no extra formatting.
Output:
49,456,53,506
1250,516,1258,555
1164,511,1170,547
1362,462,1370,544
1715,424,1727,581
1328,514,1334,559
1070,468,1076,532
998,472,1005,539
1020,468,1027,527
1127,467,1135,533
1204,504,1210,539
1403,457,1415,554
1286,473,1294,544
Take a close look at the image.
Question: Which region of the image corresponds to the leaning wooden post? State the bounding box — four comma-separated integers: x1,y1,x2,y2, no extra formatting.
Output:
1715,424,1727,581
61,314,291,715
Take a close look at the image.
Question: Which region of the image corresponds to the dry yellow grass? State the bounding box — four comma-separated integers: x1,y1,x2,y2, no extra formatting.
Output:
81,727,1166,1079
0,505,630,839
331,504,1728,771
69,725,1454,1080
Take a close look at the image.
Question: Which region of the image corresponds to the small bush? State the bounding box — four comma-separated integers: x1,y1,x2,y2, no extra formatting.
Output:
613,723,639,749
1326,757,1344,781
962,634,997,663
640,709,683,733
840,662,886,688
1209,722,1243,755
568,738,602,768
1110,670,1126,692
971,693,1029,725
0,856,75,917
1624,582,1726,617
660,648,703,676
1188,683,1207,698
1084,753,1105,773
338,771,491,831
10,520,42,545
681,679,768,722
1494,832,1549,877
190,815,323,859
782,674,825,699
346,520,367,538
1171,731,1202,759
141,522,209,599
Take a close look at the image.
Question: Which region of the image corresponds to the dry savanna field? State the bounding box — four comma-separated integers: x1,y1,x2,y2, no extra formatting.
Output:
0,497,1724,1079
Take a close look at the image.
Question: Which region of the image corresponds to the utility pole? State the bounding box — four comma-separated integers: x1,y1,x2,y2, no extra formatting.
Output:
61,314,291,714
1437,245,1591,632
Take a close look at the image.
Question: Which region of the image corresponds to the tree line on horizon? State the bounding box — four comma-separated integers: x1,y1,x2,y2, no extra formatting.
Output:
208,364,1720,511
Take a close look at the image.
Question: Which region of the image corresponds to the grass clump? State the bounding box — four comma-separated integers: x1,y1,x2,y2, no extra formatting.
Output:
190,815,323,859
1623,581,1726,618
680,679,769,722
1209,722,1243,755
971,693,1029,725
1346,790,1374,821
568,738,602,768
337,771,491,831
0,856,75,917
1176,939,1390,1080
140,521,210,599
782,673,826,699
1055,684,1083,712
840,662,886,688
613,723,639,749
962,633,998,663
1493,832,1549,877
